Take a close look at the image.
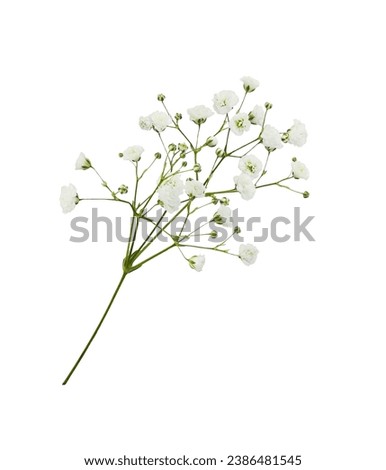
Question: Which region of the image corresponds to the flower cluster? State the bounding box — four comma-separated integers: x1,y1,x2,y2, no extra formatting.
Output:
60,76,310,384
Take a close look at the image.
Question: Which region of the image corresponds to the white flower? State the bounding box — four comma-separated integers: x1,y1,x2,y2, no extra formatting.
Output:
149,111,171,132
60,184,79,214
162,175,184,195
241,76,259,93
239,244,258,266
238,154,263,179
288,119,307,147
212,90,239,114
189,255,205,272
75,152,91,170
213,205,232,226
157,175,184,213
158,185,181,213
230,113,251,136
249,105,265,125
206,136,218,147
139,116,152,131
121,145,144,162
233,173,256,200
187,105,214,125
291,160,310,180
185,179,205,198
262,124,283,150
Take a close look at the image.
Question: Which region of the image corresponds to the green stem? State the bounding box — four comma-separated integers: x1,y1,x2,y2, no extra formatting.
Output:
235,91,248,114
255,151,271,184
79,198,132,208
62,272,127,385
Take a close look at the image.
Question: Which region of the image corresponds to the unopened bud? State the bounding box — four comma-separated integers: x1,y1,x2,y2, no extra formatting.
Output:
220,197,230,206
157,94,165,102
155,152,162,159
265,102,272,110
168,143,176,152
193,163,201,173
206,136,218,147
303,191,310,199
118,184,128,194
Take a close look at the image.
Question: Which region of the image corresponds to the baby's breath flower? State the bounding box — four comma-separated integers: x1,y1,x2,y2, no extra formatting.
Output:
262,125,283,150
249,105,265,125
213,205,232,226
149,111,171,132
291,160,310,180
75,152,91,170
213,90,239,114
139,116,152,131
188,255,205,272
234,173,256,200
241,76,260,93
230,113,251,136
187,105,214,125
238,155,263,179
239,244,258,266
185,179,205,198
288,119,307,147
158,186,180,213
121,145,144,162
60,184,79,213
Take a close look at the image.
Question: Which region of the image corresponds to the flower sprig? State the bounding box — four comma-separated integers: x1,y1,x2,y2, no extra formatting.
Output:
60,76,310,384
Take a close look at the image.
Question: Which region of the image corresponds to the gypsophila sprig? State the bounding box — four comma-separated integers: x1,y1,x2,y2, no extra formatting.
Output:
60,76,311,384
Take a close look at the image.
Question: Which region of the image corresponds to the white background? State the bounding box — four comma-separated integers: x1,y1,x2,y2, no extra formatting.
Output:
1,1,385,469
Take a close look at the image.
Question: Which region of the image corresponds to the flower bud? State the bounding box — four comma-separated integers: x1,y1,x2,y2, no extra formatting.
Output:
220,197,230,206
206,136,218,147
292,157,297,162
282,132,289,143
175,113,182,121
193,163,201,173
234,226,241,234
216,148,226,157
265,102,272,110
155,152,162,159
181,161,188,167
303,191,310,198
157,94,166,102
118,184,128,194
210,230,218,239
178,143,188,151
168,143,176,152
211,196,219,204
